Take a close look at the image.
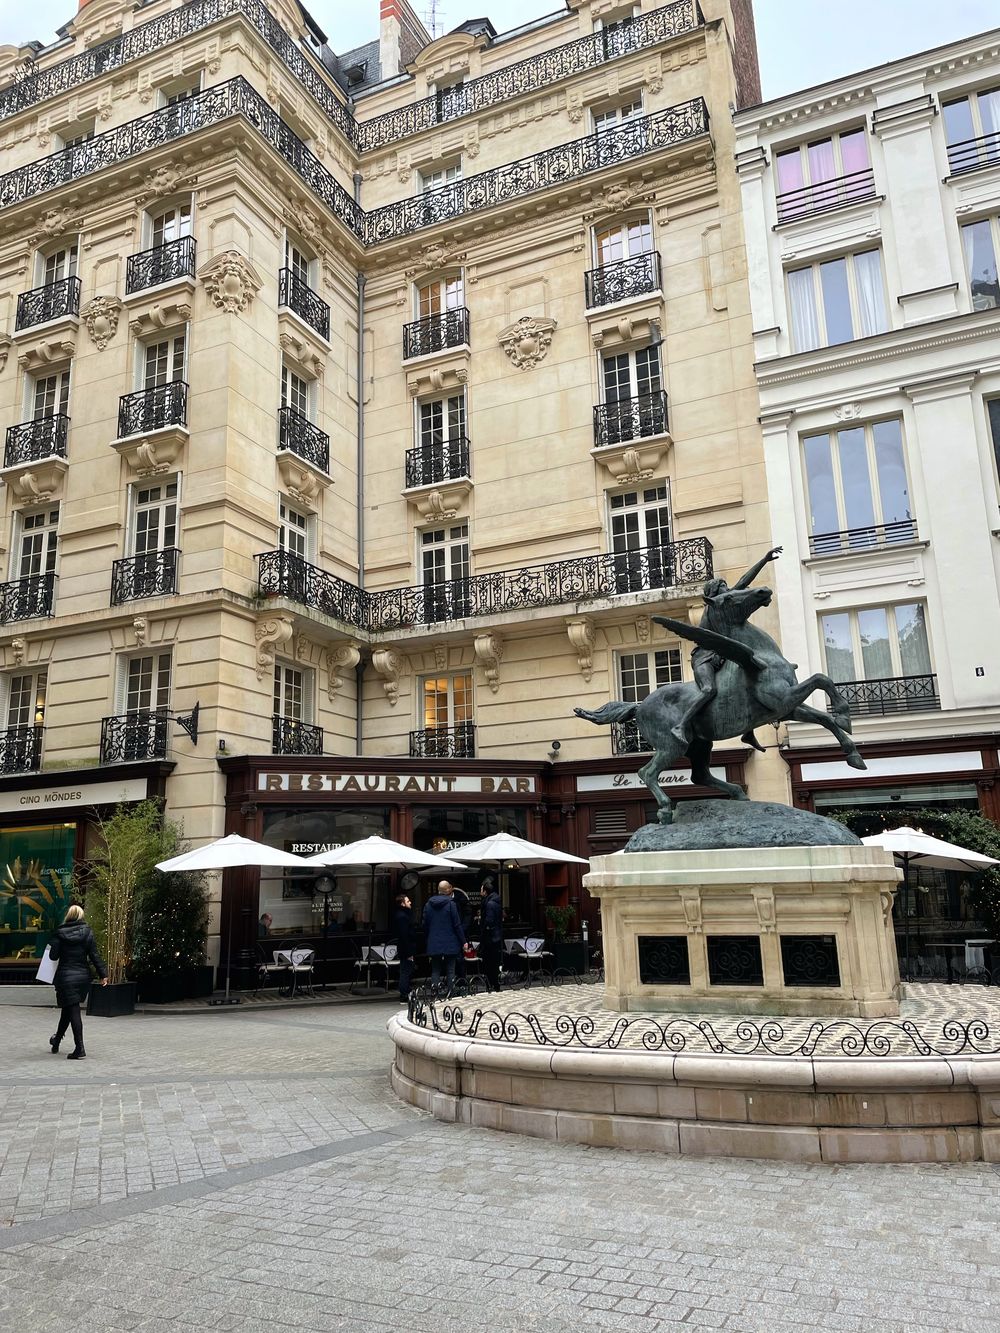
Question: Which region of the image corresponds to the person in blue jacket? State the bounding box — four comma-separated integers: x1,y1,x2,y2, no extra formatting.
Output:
422,880,466,992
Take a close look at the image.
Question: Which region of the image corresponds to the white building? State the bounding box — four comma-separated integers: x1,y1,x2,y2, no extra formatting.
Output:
734,27,1000,855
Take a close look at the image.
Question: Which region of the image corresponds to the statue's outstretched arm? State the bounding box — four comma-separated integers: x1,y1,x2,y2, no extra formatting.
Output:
732,545,783,590
652,616,760,670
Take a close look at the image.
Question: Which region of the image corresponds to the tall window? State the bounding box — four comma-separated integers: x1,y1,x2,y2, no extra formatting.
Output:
594,215,652,267
6,671,47,729
163,82,201,107
420,162,462,193
943,87,1000,173
421,673,473,732
609,484,672,592
42,245,78,285
787,251,887,352
618,648,682,700
421,522,470,620
274,662,309,722
62,123,95,149
596,8,639,58
281,365,310,419
602,346,661,404
802,419,913,553
416,274,464,317
30,370,70,420
775,129,872,219
15,508,58,581
821,604,932,683
150,202,192,248
279,499,310,559
419,395,465,447
593,97,643,135
143,333,186,387
123,653,171,714
130,480,177,558
284,238,313,286
960,216,1000,311
988,399,1000,488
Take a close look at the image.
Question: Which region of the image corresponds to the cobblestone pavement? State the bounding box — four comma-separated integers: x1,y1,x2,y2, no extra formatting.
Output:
2,1001,1000,1332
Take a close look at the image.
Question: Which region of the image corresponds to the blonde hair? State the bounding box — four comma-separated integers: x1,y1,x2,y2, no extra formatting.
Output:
63,904,84,924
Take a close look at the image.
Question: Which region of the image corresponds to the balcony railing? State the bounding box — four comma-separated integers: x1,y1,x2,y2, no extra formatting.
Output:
117,381,188,439
0,725,43,775
775,167,877,223
808,519,918,558
593,390,669,447
272,715,324,756
257,537,713,633
405,437,471,489
0,572,56,622
611,718,646,755
278,267,330,340
15,276,81,332
110,548,180,605
837,674,941,718
4,415,69,468
403,308,470,359
585,252,662,309
100,710,169,764
0,78,708,250
409,723,476,759
278,407,330,473
125,236,197,294
947,131,1000,177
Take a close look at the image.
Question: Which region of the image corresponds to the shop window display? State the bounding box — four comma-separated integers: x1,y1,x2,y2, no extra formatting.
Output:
0,823,76,965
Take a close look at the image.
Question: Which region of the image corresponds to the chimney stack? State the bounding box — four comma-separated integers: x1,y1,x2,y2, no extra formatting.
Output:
379,0,431,78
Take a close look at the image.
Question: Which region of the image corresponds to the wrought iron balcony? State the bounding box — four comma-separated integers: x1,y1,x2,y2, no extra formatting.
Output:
278,407,330,472
585,252,662,309
409,723,476,759
947,131,1000,177
15,276,81,332
593,390,669,447
4,415,69,468
272,715,324,756
808,519,918,558
0,572,56,622
117,381,188,439
403,308,470,359
775,167,877,223
0,724,43,775
278,267,330,340
125,236,196,294
110,548,180,605
405,437,471,489
100,710,169,764
837,674,940,718
256,537,712,633
611,718,646,755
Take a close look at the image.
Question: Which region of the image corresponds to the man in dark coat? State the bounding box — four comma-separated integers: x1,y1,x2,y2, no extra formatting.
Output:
479,877,503,992
392,892,415,1002
48,904,108,1059
422,881,466,992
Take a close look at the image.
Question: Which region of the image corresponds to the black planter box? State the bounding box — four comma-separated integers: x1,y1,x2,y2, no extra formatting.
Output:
186,964,215,998
136,974,185,1004
553,940,589,974
87,981,137,1017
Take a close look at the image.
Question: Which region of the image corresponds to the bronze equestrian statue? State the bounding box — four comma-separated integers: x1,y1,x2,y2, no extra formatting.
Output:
575,547,866,825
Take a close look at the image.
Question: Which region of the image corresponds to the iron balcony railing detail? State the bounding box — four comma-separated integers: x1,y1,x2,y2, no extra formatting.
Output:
405,437,471,489
0,724,43,775
594,390,669,447
611,718,646,755
838,674,941,718
0,78,708,250
808,518,918,558
117,381,188,439
278,267,330,340
775,167,877,223
278,407,330,473
409,723,476,759
0,572,56,622
100,710,169,764
585,251,662,308
257,538,713,633
947,130,1000,177
125,236,197,294
110,548,180,605
272,714,324,756
15,276,81,332
403,308,470,359
4,415,69,468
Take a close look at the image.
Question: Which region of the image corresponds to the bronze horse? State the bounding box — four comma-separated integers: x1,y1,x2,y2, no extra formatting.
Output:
575,584,866,825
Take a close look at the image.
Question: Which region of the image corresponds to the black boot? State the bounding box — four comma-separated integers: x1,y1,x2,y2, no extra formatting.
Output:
66,1049,86,1060
49,1035,60,1053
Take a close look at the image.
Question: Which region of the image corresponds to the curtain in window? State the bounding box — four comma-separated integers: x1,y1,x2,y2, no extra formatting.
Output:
787,268,821,352
821,613,854,682
872,420,911,528
962,220,1000,310
853,251,887,337
839,129,869,175
858,608,892,680
981,89,1000,164
807,139,836,183
895,604,932,677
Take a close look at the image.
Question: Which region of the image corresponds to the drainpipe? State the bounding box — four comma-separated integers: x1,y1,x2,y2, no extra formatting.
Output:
354,171,366,756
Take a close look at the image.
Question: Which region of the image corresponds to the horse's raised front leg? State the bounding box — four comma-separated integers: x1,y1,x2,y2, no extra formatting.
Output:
688,737,749,800
638,750,678,824
789,704,866,770
794,673,853,731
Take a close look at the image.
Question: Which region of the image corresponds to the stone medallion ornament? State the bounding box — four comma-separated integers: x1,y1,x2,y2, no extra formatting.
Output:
81,296,123,350
199,251,263,314
497,315,557,369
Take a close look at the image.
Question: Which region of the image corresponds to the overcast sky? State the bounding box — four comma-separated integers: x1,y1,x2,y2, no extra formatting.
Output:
4,0,998,101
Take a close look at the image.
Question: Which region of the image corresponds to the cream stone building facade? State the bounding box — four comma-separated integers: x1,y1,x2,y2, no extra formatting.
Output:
0,0,776,971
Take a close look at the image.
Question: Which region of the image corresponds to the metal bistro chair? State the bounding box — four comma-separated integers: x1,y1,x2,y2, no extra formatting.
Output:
275,946,316,997
523,935,553,978
253,944,289,996
352,943,400,992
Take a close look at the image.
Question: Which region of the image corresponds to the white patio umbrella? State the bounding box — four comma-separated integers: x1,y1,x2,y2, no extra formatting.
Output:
861,826,1000,976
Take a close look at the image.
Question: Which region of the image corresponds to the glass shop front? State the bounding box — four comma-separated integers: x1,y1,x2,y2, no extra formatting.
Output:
0,822,78,968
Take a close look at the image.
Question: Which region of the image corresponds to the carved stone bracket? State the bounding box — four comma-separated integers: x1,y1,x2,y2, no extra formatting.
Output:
679,888,703,934
498,315,556,370
752,887,777,935
17,335,77,373
278,327,325,380
27,207,84,247
0,335,11,372
405,359,469,397
371,647,406,706
326,642,362,701
112,430,188,476
275,452,332,510
433,642,448,670
199,250,263,314
583,179,655,222
255,614,294,680
404,241,467,279
136,166,198,205
474,631,503,694
566,617,596,682
404,481,472,523
591,440,672,485
132,617,147,646
81,296,123,350
127,300,192,338
635,614,650,643
2,458,69,506
9,639,26,667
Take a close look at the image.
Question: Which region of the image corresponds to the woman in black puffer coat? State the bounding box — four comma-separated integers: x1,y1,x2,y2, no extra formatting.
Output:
48,904,108,1059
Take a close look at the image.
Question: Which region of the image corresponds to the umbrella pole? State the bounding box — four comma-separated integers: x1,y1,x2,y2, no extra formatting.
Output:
903,855,911,981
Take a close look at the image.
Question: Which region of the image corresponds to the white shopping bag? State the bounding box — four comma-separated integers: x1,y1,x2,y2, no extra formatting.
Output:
35,945,58,985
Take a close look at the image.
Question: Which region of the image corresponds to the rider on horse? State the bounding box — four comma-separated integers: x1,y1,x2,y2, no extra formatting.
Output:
670,545,783,748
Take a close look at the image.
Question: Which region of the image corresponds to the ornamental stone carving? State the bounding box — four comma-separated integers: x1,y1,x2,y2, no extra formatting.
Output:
128,301,193,340
404,241,467,278
10,639,26,667
474,631,503,694
255,614,294,680
372,647,405,706
136,165,198,204
81,296,123,351
0,336,11,372
28,207,84,246
326,643,362,701
566,617,596,682
498,315,557,370
17,337,77,374
132,617,147,646
199,251,263,314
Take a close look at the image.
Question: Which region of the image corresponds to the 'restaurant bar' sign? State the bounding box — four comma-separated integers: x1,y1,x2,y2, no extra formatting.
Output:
258,772,535,795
